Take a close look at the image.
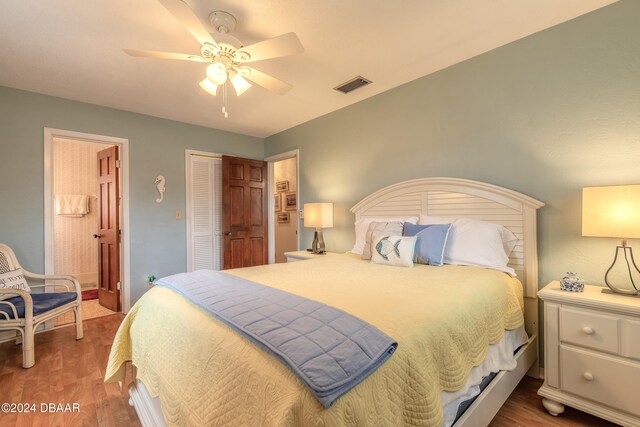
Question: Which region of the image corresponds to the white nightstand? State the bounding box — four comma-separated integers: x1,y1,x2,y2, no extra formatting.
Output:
538,281,640,426
284,250,336,262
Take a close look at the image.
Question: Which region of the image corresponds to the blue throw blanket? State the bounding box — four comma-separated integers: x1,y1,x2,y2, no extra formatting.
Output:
156,270,397,408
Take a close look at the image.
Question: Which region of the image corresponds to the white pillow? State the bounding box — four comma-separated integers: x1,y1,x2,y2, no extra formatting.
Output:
362,221,404,260
371,235,417,267
420,214,518,255
0,268,31,300
419,215,516,276
351,216,418,255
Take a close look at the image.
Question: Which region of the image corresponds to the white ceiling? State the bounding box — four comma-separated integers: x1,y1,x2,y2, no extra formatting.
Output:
0,0,617,138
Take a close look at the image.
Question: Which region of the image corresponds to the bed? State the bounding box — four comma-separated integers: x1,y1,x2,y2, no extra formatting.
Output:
106,177,544,426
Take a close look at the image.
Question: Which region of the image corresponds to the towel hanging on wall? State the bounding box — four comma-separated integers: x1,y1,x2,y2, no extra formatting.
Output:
55,194,90,217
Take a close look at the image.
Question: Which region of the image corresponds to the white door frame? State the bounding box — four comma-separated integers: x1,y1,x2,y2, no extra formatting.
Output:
265,149,300,264
43,128,132,313
185,149,223,272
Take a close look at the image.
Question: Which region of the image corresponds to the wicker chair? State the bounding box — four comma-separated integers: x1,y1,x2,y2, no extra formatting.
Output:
0,244,83,368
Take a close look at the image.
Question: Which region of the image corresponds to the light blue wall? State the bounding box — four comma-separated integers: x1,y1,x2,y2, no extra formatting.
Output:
265,0,640,289
2,1,639,307
0,86,263,304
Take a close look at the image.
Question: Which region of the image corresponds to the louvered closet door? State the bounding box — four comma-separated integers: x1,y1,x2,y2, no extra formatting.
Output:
188,155,223,271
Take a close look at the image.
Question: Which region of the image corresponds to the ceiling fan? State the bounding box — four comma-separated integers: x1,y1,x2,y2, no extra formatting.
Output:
123,0,304,116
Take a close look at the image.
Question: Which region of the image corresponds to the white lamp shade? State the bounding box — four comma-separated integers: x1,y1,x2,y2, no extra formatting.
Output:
230,72,251,96
304,203,334,229
582,185,640,239
199,78,219,96
206,62,228,85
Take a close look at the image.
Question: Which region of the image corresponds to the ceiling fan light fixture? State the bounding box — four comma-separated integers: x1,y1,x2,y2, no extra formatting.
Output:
206,62,228,85
199,78,219,96
230,73,251,96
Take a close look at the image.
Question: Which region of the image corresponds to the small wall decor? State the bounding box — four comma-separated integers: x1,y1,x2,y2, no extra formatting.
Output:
277,212,290,223
274,194,281,212
276,180,289,192
284,192,297,211
155,175,166,203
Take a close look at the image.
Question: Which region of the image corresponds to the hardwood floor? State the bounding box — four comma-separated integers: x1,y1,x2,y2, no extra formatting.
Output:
490,375,618,426
0,314,140,427
0,313,619,426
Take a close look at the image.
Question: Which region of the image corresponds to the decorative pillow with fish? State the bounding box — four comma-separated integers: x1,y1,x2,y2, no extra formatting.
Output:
370,235,417,267
361,221,404,260
351,216,418,255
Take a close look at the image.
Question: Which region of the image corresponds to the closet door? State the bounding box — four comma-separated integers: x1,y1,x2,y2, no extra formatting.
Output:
187,155,223,271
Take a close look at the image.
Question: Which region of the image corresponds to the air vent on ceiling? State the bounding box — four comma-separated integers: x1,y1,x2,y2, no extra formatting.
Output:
333,76,372,94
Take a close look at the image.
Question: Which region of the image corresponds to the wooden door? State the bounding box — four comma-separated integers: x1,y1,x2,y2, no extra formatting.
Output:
222,155,268,269
96,146,121,311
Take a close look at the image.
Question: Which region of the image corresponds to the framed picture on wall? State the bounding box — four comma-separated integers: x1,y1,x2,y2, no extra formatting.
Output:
277,212,289,223
276,180,289,192
284,192,297,211
274,194,281,212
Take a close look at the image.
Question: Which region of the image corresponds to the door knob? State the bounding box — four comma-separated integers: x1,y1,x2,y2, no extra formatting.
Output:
224,231,232,236
93,234,103,239
583,372,594,381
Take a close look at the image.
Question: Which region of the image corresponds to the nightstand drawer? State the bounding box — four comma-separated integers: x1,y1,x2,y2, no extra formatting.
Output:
560,346,640,417
560,306,619,354
622,319,640,361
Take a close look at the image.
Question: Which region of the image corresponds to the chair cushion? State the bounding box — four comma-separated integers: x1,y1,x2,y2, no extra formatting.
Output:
0,292,77,319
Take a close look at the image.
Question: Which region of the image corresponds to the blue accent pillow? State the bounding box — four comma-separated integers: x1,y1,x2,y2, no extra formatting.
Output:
403,223,453,266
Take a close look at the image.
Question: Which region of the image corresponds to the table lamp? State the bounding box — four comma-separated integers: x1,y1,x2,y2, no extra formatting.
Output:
582,185,640,296
303,203,334,254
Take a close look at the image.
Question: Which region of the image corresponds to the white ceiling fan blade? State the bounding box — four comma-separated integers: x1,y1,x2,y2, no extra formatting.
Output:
236,33,303,63
123,49,207,62
236,66,292,95
157,0,218,48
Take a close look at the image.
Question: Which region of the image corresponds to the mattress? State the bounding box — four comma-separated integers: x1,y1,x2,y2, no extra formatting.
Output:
106,253,525,427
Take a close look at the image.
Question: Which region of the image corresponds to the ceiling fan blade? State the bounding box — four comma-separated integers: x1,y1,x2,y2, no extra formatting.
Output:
157,0,218,48
123,49,207,62
236,32,303,63
236,66,292,95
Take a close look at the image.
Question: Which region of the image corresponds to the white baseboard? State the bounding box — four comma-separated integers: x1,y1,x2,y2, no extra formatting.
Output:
0,323,55,344
0,330,18,343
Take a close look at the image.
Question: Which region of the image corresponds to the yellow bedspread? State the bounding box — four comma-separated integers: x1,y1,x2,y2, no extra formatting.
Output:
105,254,524,426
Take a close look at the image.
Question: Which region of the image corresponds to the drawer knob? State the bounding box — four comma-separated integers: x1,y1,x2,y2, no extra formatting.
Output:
582,326,595,335
583,372,594,381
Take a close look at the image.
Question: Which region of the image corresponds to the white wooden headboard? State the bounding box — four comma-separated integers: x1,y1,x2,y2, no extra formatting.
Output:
351,177,544,336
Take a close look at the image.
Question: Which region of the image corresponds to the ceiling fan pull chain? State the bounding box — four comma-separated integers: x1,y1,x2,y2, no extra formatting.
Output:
222,83,229,119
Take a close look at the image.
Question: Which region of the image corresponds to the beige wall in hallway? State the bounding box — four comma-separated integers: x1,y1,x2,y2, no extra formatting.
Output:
53,138,108,288
274,157,298,263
